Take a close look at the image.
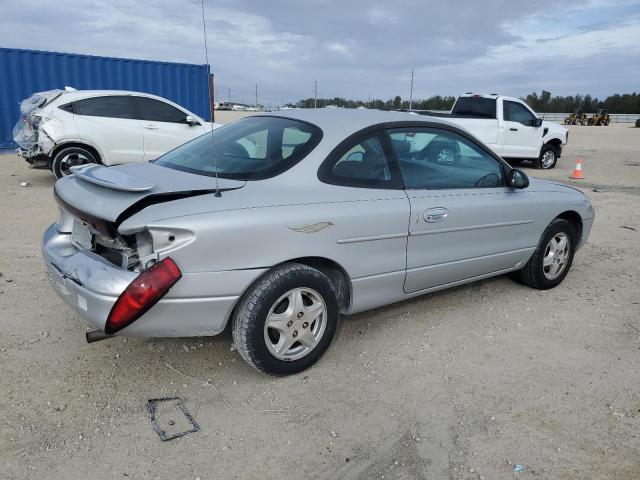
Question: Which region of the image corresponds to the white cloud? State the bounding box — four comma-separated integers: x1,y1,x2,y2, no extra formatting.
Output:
1,0,638,104
326,42,350,55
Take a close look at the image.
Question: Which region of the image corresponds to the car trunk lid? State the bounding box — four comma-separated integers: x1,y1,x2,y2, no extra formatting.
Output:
54,162,245,236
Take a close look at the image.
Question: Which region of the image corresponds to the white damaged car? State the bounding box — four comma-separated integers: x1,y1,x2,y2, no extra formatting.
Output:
14,89,216,178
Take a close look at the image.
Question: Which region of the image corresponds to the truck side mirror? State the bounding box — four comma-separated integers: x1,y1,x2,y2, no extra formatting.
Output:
534,118,543,128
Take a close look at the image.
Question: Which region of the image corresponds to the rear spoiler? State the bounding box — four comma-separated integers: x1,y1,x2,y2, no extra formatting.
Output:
70,164,155,192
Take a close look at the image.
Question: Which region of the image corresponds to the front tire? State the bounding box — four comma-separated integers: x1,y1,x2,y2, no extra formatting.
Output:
534,144,558,169
51,146,98,179
517,218,577,290
232,263,339,375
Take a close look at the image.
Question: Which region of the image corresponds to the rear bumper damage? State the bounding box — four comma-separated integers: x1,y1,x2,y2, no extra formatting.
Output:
42,223,265,337
17,148,50,169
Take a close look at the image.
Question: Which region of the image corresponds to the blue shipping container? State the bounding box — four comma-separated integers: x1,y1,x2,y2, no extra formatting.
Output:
0,47,211,148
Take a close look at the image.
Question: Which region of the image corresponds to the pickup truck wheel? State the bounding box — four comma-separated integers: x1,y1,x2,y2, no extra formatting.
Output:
232,263,339,376
535,145,558,169
51,146,98,179
517,218,576,290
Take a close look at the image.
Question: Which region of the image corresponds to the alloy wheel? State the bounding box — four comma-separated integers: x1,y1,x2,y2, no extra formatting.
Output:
541,150,555,169
543,232,570,280
59,152,92,176
263,287,327,361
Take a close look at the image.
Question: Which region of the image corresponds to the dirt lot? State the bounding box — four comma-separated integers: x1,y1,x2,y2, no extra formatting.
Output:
1,123,638,480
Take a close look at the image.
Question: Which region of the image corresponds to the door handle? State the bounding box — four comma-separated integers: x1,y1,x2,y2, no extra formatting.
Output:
509,127,518,131
424,207,449,223
143,125,159,130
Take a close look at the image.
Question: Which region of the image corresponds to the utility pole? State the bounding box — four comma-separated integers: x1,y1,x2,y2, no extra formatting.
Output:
368,92,371,108
409,70,414,110
313,79,318,108
228,87,231,103
255,83,258,107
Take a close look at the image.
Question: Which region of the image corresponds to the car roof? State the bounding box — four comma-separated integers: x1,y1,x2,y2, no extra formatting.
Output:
51,89,178,104
262,108,466,140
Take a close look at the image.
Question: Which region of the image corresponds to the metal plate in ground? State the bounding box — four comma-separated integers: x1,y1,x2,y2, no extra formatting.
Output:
147,397,199,441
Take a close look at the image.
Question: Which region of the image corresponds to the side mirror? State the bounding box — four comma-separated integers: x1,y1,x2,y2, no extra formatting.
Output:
508,169,529,189
534,117,543,128
185,115,200,126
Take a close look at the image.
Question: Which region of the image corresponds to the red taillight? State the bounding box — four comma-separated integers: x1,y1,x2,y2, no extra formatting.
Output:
105,257,182,334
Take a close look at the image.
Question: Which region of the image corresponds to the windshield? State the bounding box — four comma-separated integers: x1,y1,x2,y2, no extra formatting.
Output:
154,116,322,180
452,97,497,119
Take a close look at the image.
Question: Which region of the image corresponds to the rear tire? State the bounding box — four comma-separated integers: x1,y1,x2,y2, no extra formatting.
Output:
517,218,577,290
232,263,339,375
51,146,98,179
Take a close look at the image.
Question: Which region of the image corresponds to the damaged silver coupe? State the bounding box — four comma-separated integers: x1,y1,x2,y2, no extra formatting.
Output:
43,109,594,375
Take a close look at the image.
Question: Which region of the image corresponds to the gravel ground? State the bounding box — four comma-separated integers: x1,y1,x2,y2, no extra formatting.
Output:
0,123,638,480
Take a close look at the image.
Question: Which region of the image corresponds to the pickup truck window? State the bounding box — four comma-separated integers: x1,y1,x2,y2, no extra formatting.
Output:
389,128,503,189
504,101,536,127
451,97,496,119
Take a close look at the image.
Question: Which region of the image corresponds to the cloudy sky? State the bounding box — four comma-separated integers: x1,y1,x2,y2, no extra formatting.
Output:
2,0,639,105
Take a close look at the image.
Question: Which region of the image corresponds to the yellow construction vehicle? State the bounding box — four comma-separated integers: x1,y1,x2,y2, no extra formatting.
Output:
564,109,587,125
587,109,610,126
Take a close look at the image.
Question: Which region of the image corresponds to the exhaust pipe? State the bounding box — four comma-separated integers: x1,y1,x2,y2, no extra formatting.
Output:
86,330,114,343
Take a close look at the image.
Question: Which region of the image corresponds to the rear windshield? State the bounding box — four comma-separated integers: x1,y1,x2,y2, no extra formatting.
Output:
154,116,322,180
451,97,497,119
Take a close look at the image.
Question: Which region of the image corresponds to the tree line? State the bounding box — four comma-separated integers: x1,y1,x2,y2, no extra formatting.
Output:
289,91,640,113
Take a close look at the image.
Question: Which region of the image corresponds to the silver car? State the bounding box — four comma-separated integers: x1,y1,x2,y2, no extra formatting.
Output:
43,109,594,375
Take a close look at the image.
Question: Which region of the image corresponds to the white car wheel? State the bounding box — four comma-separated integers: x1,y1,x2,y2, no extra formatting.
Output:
51,146,98,179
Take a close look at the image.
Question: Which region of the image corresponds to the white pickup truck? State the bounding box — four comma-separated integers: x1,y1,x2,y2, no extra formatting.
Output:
422,93,568,169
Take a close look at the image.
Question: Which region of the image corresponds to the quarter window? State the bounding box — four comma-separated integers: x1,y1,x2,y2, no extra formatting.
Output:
72,96,134,119
320,133,399,188
154,116,322,180
504,101,536,127
134,97,189,123
282,127,312,159
389,128,504,189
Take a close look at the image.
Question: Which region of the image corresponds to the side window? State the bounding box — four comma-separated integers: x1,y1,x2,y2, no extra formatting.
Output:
72,96,134,119
282,126,312,159
134,97,188,123
235,129,268,159
389,128,504,190
320,133,398,188
504,101,535,127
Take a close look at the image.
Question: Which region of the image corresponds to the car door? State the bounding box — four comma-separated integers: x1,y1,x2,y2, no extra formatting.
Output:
387,126,538,293
133,96,207,161
317,131,411,312
501,100,542,158
70,95,143,165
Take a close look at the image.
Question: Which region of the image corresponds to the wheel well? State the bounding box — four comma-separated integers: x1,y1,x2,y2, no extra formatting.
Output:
289,257,351,313
557,210,583,240
545,138,562,150
49,142,102,167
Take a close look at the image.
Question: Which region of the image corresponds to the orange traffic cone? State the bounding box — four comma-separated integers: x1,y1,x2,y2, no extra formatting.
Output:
570,158,584,179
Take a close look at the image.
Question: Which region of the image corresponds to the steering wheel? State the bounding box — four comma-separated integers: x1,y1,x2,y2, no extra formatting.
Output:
474,172,500,187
